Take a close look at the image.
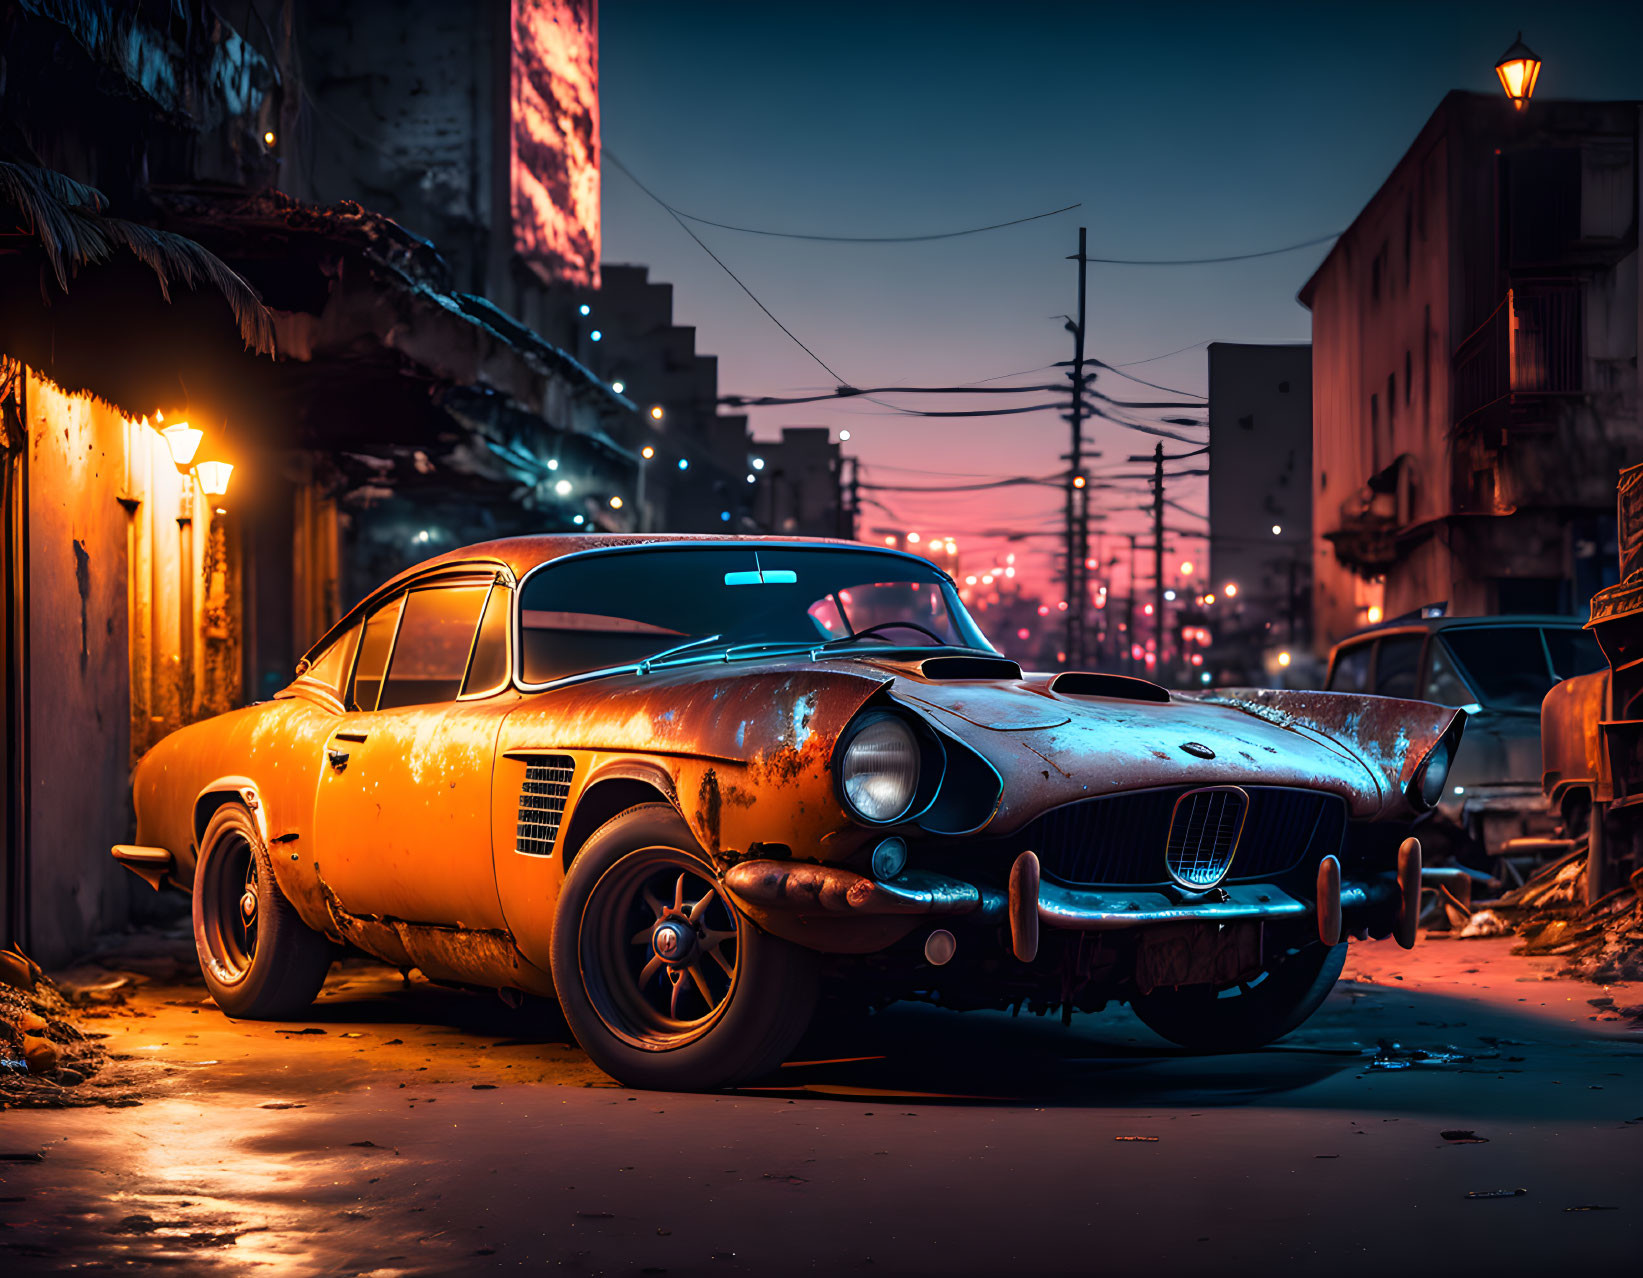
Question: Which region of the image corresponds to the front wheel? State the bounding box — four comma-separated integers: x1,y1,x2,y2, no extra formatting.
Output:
1129,939,1346,1052
551,804,817,1090
192,802,333,1018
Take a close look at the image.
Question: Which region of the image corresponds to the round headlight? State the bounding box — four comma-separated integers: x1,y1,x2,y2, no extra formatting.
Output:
1417,740,1452,808
840,716,920,823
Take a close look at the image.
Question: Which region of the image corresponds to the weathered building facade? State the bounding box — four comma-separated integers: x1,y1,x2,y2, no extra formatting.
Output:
1207,342,1313,680
1302,91,1641,649
0,0,643,962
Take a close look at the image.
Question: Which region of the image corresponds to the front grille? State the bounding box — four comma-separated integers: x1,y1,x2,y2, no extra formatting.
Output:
1025,785,1347,887
1164,787,1248,888
516,756,575,856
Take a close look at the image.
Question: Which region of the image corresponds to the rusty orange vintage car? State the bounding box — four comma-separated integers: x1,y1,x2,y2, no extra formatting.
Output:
114,535,1462,1089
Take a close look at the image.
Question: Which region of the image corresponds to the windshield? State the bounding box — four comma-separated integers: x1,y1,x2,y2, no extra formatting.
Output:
1438,625,1604,711
517,545,993,684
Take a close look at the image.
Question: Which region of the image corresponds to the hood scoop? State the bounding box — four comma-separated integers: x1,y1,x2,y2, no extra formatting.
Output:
914,655,1024,681
1049,671,1171,704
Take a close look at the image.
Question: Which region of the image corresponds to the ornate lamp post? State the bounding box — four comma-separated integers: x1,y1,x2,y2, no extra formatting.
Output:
1495,33,1542,111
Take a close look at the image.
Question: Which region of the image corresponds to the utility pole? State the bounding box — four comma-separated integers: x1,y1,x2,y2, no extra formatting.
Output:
1064,227,1089,668
1152,442,1166,678
1126,532,1139,675
836,454,859,540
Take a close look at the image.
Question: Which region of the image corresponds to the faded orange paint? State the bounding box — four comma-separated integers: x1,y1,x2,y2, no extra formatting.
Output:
122,533,1464,1000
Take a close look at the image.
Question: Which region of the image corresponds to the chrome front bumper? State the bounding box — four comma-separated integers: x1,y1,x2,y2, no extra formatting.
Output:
725,839,1422,953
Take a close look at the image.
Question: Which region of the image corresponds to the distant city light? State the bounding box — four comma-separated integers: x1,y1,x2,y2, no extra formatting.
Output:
966,575,977,585
1190,653,1203,666
650,406,665,420
416,529,430,543
612,380,625,394
1271,524,1283,535
1164,589,1176,601
1200,671,1212,684
1143,604,1154,616
572,514,585,525
1017,628,1030,641
1004,566,1016,578
554,479,572,497
677,458,689,471
1367,605,1384,624
1278,650,1293,667
641,446,655,459
885,536,897,547
1179,560,1194,575
839,430,851,441
547,458,559,470
590,330,602,342
1205,593,1217,605
1037,605,1049,617
981,575,994,585
263,129,276,146
907,532,921,544
752,457,765,470
720,511,731,522
579,304,591,316
746,473,756,483
1073,475,1086,489
1057,600,1067,611
1224,582,1239,597
608,495,623,509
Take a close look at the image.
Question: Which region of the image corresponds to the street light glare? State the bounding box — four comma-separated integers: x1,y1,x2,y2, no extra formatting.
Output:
609,495,623,509
838,430,851,441
641,446,655,459
612,380,625,394
1271,524,1283,535
1278,650,1293,667
1495,33,1542,110
578,304,591,316
650,406,664,420
554,479,572,496
1224,582,1238,597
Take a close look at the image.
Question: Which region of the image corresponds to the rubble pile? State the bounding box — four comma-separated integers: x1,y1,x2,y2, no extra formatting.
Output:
1490,846,1643,983
0,945,124,1108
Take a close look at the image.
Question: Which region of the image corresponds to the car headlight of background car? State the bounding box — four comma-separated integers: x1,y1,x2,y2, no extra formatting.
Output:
838,713,924,823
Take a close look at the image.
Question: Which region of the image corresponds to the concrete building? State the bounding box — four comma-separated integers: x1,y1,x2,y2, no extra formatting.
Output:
751,428,845,537
1302,91,1640,649
1207,342,1314,681
0,1,633,962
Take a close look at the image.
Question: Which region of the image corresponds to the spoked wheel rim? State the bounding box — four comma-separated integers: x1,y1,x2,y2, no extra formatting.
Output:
199,830,259,986
578,845,744,1051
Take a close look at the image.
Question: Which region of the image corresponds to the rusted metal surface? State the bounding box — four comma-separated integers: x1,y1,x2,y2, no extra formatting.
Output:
1008,851,1040,962
1133,921,1263,994
119,532,1455,1005
722,861,979,916
1541,668,1610,805
1396,838,1423,949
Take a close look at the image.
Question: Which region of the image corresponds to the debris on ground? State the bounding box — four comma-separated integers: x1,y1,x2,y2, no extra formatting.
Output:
1489,848,1643,983
1459,909,1512,939
1465,1188,1527,1200
0,945,132,1109
1365,1042,1472,1070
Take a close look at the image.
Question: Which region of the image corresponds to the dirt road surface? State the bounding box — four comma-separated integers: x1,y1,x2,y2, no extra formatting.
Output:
1,935,1639,1275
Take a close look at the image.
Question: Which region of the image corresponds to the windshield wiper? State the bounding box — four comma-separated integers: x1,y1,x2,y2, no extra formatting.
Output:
636,633,724,674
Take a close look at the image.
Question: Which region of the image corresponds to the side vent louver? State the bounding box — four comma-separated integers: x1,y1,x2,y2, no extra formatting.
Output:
516,755,575,856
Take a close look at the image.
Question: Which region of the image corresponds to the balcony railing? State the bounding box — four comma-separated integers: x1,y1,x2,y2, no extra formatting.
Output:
1452,283,1583,428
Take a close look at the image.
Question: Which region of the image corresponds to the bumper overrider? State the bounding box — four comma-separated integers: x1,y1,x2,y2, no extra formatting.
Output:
723,838,1424,957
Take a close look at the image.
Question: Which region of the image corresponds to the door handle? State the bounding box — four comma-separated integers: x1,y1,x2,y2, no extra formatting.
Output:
326,748,350,772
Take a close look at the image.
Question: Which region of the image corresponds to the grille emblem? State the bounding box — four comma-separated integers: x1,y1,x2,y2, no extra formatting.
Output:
1164,785,1249,890
1179,741,1216,759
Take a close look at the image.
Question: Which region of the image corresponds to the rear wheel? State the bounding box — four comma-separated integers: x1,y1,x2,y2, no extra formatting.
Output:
193,803,333,1018
551,804,817,1090
1129,939,1346,1052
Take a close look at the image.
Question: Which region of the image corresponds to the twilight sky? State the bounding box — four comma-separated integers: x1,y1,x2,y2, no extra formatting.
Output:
599,2,1643,600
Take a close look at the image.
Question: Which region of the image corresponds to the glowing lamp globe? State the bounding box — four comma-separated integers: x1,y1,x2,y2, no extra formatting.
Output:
161,421,203,467
195,460,234,497
1495,33,1541,111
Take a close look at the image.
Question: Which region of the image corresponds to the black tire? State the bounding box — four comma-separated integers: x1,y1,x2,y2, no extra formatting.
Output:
551,803,817,1090
1129,939,1347,1052
192,803,333,1018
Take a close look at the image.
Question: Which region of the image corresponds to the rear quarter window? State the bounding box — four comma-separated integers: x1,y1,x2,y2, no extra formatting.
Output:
1328,643,1372,693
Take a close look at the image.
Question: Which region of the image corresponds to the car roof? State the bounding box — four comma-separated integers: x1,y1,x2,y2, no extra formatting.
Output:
383,532,894,590
1329,613,1589,653
301,534,936,665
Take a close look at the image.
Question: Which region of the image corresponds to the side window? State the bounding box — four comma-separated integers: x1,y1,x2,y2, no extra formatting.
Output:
349,596,404,712
1374,636,1423,698
302,623,359,696
378,585,491,710
1328,642,1372,692
1424,638,1475,706
461,584,511,696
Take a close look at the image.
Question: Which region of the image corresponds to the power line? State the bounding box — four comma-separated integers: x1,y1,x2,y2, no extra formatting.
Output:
1085,231,1340,266
608,151,1080,243
1087,358,1205,400
723,382,1061,407
608,149,846,382
1115,340,1209,367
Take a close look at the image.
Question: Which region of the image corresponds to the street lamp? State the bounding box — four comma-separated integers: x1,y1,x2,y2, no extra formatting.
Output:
161,421,203,468
1495,33,1541,111
194,460,233,497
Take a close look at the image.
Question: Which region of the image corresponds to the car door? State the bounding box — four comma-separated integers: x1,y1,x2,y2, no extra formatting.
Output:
310,572,517,928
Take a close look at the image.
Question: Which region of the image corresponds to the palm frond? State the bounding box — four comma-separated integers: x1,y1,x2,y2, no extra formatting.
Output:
0,161,274,355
